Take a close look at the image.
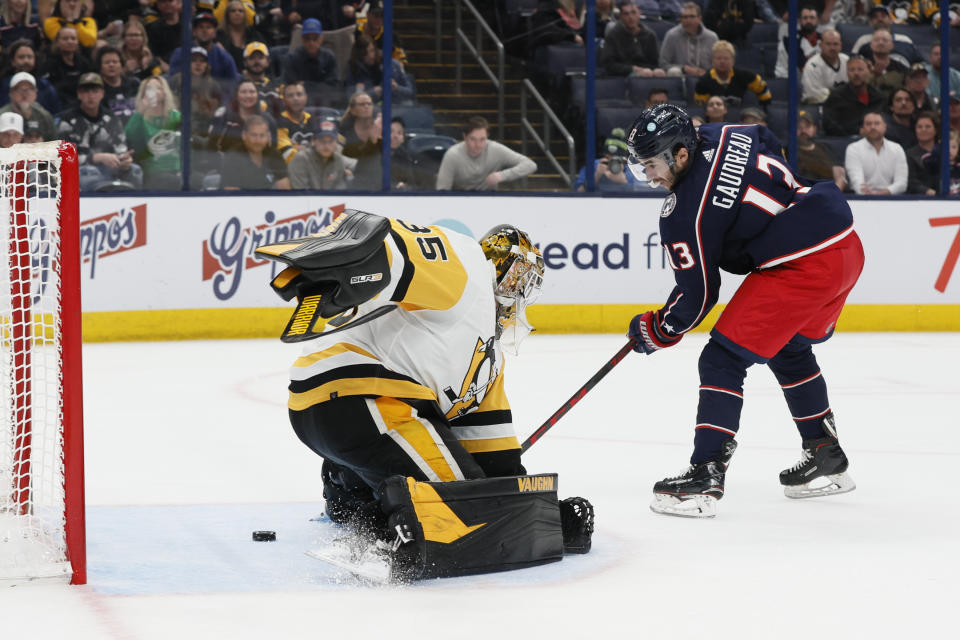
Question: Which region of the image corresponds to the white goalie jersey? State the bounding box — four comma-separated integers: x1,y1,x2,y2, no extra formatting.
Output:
286,219,519,456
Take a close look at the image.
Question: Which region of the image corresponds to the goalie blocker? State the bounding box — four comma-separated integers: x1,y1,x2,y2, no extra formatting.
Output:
379,473,593,581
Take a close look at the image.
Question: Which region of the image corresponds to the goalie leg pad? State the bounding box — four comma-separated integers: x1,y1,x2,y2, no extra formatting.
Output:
379,474,565,580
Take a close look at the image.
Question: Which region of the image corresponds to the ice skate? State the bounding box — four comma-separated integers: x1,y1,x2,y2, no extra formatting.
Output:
650,439,736,518
780,435,855,499
305,531,398,585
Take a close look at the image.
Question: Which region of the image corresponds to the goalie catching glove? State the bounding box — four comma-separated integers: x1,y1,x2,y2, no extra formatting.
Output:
629,310,682,354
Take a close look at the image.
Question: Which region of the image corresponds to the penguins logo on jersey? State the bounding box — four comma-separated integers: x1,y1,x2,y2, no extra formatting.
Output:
661,193,677,218
443,336,499,418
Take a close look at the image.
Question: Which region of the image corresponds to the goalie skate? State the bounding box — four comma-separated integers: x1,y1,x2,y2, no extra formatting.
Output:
305,534,395,584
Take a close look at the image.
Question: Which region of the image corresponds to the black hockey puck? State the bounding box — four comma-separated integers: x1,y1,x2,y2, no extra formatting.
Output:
252,530,276,542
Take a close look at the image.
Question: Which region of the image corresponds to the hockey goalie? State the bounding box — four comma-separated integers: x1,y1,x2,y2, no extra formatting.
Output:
255,209,593,582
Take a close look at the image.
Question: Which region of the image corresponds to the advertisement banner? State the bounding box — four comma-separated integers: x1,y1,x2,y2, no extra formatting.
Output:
78,195,960,315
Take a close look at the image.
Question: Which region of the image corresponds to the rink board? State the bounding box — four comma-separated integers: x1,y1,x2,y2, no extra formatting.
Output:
73,195,960,340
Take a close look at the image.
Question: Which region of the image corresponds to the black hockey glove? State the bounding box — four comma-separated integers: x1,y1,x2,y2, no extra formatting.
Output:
629,311,682,354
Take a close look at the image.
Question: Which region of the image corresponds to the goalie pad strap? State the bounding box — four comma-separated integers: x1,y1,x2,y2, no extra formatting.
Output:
380,474,564,580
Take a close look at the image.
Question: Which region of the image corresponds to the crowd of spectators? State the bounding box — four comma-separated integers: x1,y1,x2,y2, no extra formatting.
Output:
1,0,958,195
520,0,958,195
0,0,418,192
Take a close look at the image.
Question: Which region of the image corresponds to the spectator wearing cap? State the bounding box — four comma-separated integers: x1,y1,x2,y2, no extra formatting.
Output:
57,72,142,191
773,4,822,78
601,1,665,78
169,12,240,91
904,63,934,112
241,41,283,116
884,87,918,149
574,134,643,192
0,112,24,148
925,44,960,107
146,0,183,67
852,6,921,69
795,108,847,191
221,113,290,190
822,55,885,136
288,117,349,190
282,17,339,106
801,29,847,105
0,72,56,141
345,34,415,105
862,27,908,98
740,106,767,126
97,45,139,125
694,40,771,107
169,46,225,140
217,0,265,70
42,24,93,111
276,81,311,163
0,40,61,116
659,2,718,78
436,116,537,191
845,110,908,195
907,111,940,195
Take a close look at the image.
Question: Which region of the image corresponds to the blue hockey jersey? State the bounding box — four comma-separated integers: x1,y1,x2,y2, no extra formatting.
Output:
655,123,855,338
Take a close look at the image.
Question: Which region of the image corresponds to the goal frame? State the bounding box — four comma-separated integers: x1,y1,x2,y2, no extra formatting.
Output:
3,141,85,585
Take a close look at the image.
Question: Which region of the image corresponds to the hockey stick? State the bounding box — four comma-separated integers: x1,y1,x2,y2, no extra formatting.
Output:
521,340,636,453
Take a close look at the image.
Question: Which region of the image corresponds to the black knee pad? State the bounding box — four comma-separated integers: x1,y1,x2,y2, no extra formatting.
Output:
321,460,385,535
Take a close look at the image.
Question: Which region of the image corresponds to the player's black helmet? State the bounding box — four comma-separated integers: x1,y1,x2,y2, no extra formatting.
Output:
626,104,698,162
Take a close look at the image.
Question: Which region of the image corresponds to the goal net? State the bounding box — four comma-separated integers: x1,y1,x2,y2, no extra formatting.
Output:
0,142,84,586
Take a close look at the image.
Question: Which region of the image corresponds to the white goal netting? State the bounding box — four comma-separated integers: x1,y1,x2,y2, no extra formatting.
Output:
0,142,72,584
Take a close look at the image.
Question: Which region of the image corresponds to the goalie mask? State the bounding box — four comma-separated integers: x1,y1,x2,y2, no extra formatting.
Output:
480,225,544,354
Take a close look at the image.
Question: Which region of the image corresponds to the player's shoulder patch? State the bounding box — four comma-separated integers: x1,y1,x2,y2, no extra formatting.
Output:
660,193,677,218
702,148,715,163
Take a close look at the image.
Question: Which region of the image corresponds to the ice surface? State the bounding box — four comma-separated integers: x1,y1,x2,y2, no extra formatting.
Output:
2,333,958,639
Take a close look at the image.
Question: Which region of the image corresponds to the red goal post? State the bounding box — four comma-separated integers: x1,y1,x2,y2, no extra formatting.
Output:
0,141,85,585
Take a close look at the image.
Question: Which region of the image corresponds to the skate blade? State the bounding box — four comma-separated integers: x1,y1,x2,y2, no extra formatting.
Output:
783,472,856,499
305,544,393,584
650,493,718,518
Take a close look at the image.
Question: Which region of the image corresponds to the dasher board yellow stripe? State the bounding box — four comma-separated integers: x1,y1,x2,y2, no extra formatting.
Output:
79,304,960,342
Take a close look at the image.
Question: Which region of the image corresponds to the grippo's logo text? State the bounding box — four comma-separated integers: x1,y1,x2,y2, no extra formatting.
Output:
203,205,346,300
79,204,148,278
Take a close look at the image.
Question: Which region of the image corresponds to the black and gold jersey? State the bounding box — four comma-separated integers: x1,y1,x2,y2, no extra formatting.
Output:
287,219,519,455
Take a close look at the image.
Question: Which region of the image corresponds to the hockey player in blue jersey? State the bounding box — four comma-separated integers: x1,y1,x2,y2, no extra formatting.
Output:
625,103,865,518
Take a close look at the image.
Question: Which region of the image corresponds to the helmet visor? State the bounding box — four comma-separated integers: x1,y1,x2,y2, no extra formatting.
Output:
627,150,674,187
